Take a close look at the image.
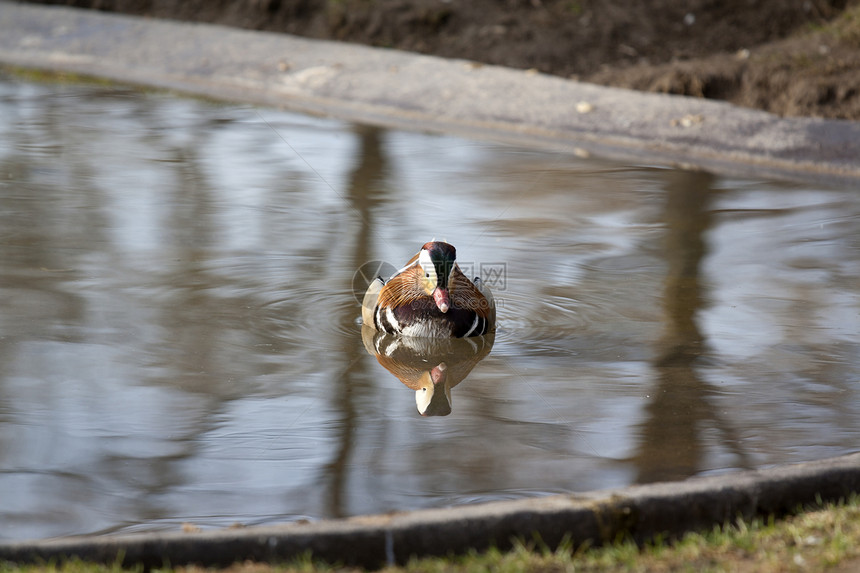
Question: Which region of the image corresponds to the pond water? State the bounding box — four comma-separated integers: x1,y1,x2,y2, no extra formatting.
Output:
1,74,858,541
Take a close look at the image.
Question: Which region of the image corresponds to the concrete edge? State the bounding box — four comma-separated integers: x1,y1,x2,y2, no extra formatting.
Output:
1,2,860,184
1,452,859,568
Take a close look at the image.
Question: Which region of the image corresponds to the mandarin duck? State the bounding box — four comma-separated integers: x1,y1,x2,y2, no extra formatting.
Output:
361,241,495,338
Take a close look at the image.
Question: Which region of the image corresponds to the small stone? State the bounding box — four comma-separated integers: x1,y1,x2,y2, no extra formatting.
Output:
576,101,594,114
671,114,704,127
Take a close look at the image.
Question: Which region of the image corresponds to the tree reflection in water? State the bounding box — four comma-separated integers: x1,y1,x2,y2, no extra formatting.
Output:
635,170,753,484
325,126,390,517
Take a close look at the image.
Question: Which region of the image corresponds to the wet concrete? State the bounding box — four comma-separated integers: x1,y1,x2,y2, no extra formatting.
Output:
1,2,860,183
1,453,859,568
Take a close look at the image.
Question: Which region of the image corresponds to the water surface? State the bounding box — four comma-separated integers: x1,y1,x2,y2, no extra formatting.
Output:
0,75,858,541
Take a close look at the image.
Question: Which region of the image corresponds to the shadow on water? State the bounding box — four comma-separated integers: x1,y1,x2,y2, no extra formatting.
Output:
0,75,858,540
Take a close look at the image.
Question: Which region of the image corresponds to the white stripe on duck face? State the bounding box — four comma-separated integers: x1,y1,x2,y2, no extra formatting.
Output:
417,249,437,284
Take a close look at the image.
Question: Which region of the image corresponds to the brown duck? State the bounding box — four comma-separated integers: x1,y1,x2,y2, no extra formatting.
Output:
362,241,495,338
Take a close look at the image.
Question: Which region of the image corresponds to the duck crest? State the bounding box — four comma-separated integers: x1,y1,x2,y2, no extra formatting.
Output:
362,241,495,338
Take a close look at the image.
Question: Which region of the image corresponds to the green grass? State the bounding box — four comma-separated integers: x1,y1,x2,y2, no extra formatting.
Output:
394,496,860,572
3,494,860,573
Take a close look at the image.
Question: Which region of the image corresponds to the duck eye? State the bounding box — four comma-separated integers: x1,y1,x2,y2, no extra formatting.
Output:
425,272,430,278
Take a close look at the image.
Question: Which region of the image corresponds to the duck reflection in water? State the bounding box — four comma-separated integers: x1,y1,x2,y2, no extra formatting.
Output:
362,326,494,416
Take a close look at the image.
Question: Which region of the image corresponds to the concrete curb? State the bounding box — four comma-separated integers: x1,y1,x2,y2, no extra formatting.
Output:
1,2,859,184
1,453,859,568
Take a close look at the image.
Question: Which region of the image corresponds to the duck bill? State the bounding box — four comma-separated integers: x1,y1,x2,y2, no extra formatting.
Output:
433,287,450,313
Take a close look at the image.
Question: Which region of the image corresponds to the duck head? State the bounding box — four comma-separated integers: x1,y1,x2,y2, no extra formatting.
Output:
417,241,456,313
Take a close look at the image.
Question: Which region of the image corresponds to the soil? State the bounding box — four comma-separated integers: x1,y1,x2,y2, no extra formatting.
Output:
26,0,860,120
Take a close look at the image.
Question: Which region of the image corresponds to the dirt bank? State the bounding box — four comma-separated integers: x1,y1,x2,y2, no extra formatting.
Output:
25,0,860,119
